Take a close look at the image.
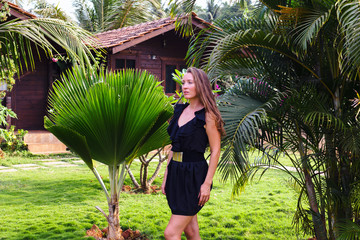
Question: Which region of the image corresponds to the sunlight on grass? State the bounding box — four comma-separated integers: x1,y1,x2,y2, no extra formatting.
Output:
0,155,309,239
248,150,297,168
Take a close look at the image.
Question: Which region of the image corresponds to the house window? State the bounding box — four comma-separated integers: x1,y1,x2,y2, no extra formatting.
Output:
164,63,187,94
165,65,177,93
115,58,136,69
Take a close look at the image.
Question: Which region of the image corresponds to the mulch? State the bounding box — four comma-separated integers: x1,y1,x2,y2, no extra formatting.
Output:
86,224,149,240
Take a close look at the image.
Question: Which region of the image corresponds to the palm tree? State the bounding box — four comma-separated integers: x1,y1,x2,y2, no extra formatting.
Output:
197,0,220,23
74,0,165,33
45,66,173,240
171,0,360,239
29,0,71,21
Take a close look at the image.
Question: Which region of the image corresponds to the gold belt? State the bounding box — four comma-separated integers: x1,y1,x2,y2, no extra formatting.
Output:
172,152,183,162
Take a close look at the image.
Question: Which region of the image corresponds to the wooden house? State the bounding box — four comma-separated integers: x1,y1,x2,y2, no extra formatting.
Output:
2,4,211,153
2,2,67,153
95,13,212,94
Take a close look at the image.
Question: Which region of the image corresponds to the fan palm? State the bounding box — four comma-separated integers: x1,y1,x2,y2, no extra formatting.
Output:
44,66,173,240
171,0,360,239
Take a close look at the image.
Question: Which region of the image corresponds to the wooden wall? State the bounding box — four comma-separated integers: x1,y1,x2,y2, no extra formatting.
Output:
108,29,189,92
9,50,51,130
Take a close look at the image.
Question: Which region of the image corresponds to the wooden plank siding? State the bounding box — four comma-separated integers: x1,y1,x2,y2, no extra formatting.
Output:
9,50,51,130
108,29,189,93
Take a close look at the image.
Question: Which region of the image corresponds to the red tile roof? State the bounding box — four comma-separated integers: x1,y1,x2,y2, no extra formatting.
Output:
95,13,212,49
5,1,37,19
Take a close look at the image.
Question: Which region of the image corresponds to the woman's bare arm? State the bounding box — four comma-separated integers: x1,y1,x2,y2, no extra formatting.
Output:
198,113,221,206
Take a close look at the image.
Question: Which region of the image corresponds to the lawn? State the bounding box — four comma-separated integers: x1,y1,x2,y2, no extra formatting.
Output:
0,153,309,240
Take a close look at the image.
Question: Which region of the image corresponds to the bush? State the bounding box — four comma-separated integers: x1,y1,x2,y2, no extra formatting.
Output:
0,125,28,152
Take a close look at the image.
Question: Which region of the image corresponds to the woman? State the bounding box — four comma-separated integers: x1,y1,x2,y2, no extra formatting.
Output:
161,67,225,240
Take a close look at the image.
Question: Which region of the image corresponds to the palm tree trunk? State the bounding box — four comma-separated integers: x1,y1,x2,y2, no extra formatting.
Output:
331,89,353,238
324,131,337,240
107,165,124,240
296,124,328,240
107,193,122,240
303,167,327,240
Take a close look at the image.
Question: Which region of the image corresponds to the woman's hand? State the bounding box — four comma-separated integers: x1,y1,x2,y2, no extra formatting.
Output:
161,181,166,195
198,183,211,206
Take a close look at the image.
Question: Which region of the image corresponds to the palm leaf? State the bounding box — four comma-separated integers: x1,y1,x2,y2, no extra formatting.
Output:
305,111,345,131
46,66,173,166
135,121,170,157
168,0,196,37
0,18,98,79
340,128,360,157
218,91,266,187
289,6,333,51
336,220,360,240
44,117,94,169
337,0,360,68
258,0,289,12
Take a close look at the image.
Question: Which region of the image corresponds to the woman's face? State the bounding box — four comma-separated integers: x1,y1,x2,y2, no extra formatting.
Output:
182,72,198,100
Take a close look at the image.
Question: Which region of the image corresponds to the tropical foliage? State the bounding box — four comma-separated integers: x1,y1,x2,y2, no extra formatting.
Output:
0,125,27,152
171,0,360,239
29,0,71,21
196,0,220,23
74,0,165,33
0,1,97,80
196,0,253,22
45,66,173,240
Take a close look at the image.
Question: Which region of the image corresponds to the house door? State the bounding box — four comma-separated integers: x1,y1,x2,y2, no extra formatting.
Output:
162,60,186,94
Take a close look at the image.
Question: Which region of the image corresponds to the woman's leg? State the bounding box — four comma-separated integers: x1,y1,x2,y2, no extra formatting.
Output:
184,215,201,240
164,214,193,240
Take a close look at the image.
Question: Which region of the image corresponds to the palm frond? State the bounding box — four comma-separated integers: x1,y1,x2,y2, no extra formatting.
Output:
46,66,173,166
200,24,319,82
336,220,360,240
305,111,345,131
168,0,196,37
31,0,71,21
289,6,333,51
340,128,360,157
0,18,98,78
106,0,159,30
44,118,94,169
217,90,267,188
258,0,289,12
337,0,360,68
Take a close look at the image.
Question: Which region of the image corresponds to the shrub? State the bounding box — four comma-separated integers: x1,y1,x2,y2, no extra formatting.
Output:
0,125,28,152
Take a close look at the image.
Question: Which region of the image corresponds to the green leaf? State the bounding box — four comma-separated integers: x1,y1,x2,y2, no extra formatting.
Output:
46,66,173,167
44,116,94,169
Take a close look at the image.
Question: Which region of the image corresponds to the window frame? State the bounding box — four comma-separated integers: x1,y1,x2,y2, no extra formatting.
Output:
161,58,186,95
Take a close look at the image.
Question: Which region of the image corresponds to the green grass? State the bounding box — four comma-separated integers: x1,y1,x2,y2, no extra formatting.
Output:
0,152,77,167
0,154,309,240
248,150,297,168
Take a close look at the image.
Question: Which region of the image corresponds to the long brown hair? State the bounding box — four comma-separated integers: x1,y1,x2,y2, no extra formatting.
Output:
186,67,225,136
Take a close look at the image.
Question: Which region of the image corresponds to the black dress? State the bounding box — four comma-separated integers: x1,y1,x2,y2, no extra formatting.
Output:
165,103,210,216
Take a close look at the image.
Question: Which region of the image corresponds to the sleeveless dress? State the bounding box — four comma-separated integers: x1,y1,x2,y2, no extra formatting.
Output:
165,103,210,216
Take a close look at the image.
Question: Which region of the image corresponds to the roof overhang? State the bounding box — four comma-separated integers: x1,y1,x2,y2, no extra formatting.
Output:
1,2,37,20
112,24,176,54
96,13,215,54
